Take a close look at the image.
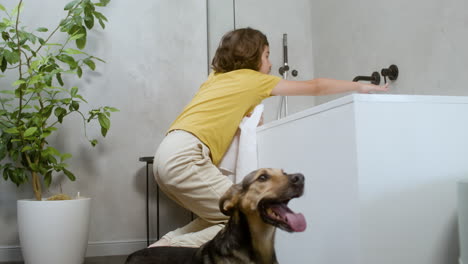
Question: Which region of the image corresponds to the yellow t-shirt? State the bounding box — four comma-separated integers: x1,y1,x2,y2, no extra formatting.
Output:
168,69,281,165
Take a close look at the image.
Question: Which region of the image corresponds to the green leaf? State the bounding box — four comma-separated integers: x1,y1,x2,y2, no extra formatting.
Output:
57,54,77,69
0,140,6,160
0,89,15,95
93,11,108,22
56,73,64,86
24,127,37,137
76,36,87,50
30,60,41,71
44,171,52,187
105,107,119,112
69,33,85,41
90,139,98,146
25,32,37,44
45,43,62,47
91,56,106,63
63,168,76,181
84,14,94,29
71,87,78,97
40,131,51,139
96,0,110,7
83,58,95,70
98,113,110,129
0,4,6,12
12,80,26,86
36,27,48,32
42,105,54,119
72,15,83,25
101,127,108,137
4,127,19,134
98,18,105,29
64,48,84,55
44,146,60,157
1,57,7,72
75,94,87,103
29,163,40,172
2,31,9,40
47,154,58,164
77,66,82,78
4,49,20,64
60,153,72,161
29,75,42,85
54,107,67,123
64,0,79,10
70,101,79,111
3,167,10,181
9,169,20,186
21,146,32,152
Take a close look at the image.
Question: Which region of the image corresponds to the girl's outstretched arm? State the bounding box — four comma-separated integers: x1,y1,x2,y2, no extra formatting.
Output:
271,78,389,96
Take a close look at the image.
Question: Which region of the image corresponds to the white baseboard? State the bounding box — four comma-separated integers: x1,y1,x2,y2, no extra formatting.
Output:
86,239,150,257
0,239,153,262
0,246,23,262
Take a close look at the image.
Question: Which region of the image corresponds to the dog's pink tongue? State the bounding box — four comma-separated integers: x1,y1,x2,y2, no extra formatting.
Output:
286,212,307,232
272,204,307,232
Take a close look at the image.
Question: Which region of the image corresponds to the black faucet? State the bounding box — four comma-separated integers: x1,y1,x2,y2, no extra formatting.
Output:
353,71,381,85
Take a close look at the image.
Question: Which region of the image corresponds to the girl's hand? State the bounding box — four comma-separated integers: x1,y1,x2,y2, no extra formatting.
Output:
358,83,389,94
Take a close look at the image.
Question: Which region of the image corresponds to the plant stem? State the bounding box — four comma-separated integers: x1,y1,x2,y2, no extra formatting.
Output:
24,153,41,200
15,0,24,122
13,0,42,200
31,171,42,201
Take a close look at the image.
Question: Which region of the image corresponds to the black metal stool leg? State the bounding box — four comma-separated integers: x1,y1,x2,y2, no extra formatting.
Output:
146,163,150,246
157,184,160,240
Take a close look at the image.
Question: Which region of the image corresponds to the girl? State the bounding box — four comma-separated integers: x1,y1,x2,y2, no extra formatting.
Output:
151,27,388,247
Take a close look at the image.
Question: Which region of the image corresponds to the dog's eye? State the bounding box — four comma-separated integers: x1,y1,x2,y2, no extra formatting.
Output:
258,174,269,182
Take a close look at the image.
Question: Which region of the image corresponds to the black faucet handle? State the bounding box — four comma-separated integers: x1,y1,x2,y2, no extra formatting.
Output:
381,64,399,83
279,65,290,75
371,71,381,85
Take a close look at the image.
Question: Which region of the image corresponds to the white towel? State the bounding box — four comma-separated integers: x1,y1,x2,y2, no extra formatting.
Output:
218,104,264,183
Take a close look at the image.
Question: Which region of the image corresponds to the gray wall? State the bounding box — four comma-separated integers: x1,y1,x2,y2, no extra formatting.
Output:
310,0,468,104
0,0,206,260
235,0,317,122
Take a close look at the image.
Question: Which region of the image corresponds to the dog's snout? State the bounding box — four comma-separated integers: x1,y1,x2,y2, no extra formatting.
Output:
290,173,304,185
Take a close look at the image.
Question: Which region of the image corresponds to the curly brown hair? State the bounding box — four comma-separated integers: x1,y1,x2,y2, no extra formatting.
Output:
211,28,269,73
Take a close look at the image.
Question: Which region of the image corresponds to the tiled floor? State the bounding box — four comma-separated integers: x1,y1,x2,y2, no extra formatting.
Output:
85,255,128,264
0,255,128,264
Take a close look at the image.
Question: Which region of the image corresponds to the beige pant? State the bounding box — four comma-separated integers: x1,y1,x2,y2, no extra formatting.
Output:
153,130,232,247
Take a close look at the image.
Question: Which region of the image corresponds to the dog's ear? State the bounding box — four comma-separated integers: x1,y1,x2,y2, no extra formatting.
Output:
219,184,242,216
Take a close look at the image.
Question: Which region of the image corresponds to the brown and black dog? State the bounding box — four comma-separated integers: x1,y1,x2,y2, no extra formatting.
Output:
125,168,306,264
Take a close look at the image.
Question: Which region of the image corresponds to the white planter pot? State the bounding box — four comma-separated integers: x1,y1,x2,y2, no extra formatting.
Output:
17,197,91,264
459,182,468,264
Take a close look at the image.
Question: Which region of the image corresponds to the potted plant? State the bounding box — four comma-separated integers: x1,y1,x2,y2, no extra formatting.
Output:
0,0,115,263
